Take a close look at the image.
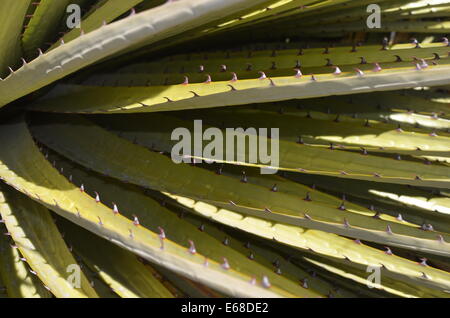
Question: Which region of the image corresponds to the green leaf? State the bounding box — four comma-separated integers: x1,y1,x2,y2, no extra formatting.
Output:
58,217,175,298
21,0,72,59
0,0,274,108
30,114,450,256
29,60,450,114
0,0,31,77
0,220,52,298
0,117,291,298
0,184,98,297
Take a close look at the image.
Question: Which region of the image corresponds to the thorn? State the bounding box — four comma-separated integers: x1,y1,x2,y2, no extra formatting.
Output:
271,184,278,192
198,224,205,231
60,38,65,45
354,239,362,244
373,63,382,72
359,57,367,64
188,240,196,254
230,72,238,82
384,247,393,255
112,203,119,215
240,171,248,183
381,37,388,50
437,235,445,243
220,64,227,72
221,258,230,270
386,225,393,235
355,68,364,76
396,214,404,222
333,66,342,75
420,272,429,280
442,37,449,45
304,192,312,201
300,278,308,289
248,252,255,260
420,59,428,68
411,38,420,48
396,154,402,160
258,71,267,80
158,226,166,239
275,268,282,275
133,215,140,226
95,192,100,203
310,74,317,81
80,184,85,192
294,68,302,78
421,223,434,231
128,8,136,17
338,202,346,211
222,237,229,246
262,276,271,288
419,258,428,266
204,74,212,83
343,218,350,228
181,76,188,85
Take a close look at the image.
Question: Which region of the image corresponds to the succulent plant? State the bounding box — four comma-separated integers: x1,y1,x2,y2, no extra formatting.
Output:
0,0,449,298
